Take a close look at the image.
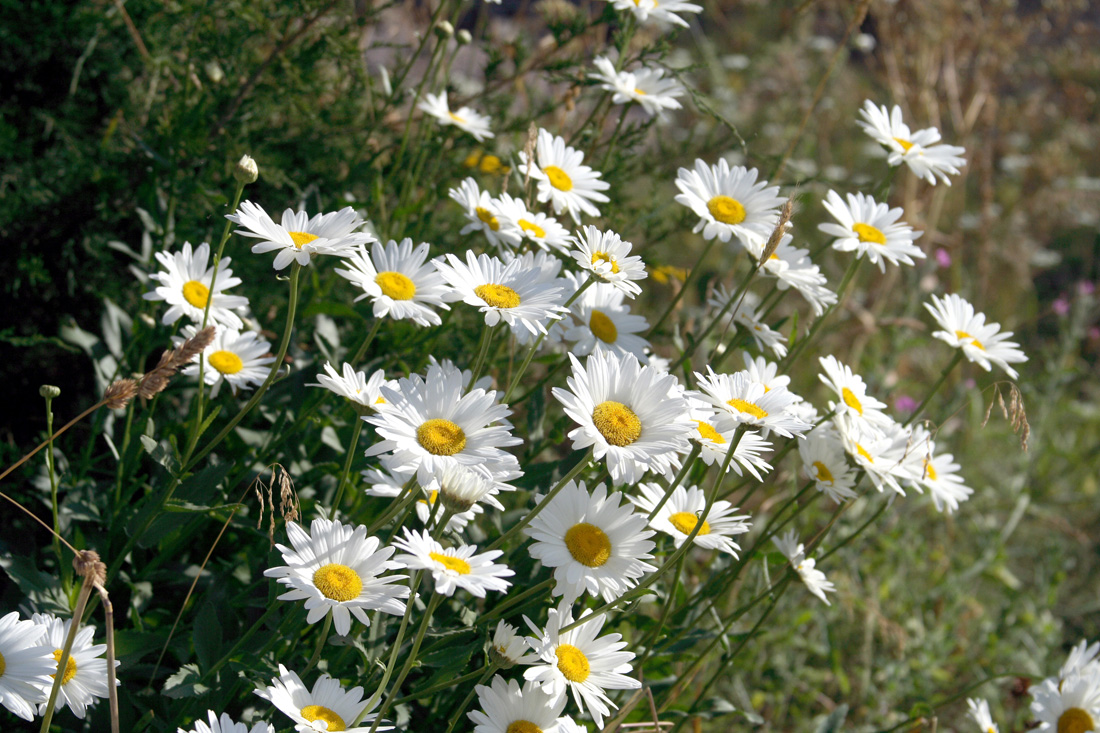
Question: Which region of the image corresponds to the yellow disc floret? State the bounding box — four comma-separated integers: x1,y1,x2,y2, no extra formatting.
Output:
375,271,416,300
288,231,319,249
312,564,362,602
555,644,591,683
209,350,244,375
592,401,642,446
852,223,886,245
954,330,985,350
476,207,501,231
475,283,521,309
855,444,874,463
416,418,467,456
591,252,620,274
694,420,726,444
507,722,543,733
727,398,768,419
588,310,618,344
518,219,546,238
51,649,78,685
892,137,915,153
1057,707,1095,733
429,552,472,575
841,387,864,415
182,280,211,308
564,522,612,568
923,460,938,481
544,165,573,191
668,511,711,536
301,705,347,731
707,195,747,225
813,461,835,484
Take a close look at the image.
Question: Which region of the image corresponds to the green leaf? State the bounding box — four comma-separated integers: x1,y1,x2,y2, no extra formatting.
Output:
163,663,210,699
815,704,848,733
193,600,223,670
420,642,478,691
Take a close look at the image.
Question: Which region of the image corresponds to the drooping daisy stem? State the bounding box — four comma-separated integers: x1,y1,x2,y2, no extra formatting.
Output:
903,350,965,427
328,419,364,520
443,661,500,733
503,276,595,402
780,254,862,371
646,237,717,339
38,570,96,733
368,590,444,733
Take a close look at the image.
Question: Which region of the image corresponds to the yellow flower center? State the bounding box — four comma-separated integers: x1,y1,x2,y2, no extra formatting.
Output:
288,231,319,249
892,137,915,152
182,280,211,308
417,489,439,507
852,223,886,245
475,283,521,309
448,111,467,124
416,418,467,456
694,420,726,444
544,165,573,191
564,522,612,568
668,511,711,536
841,387,863,415
464,151,482,168
51,649,78,685
726,398,768,419
208,350,244,375
375,271,416,300
591,400,642,446
954,330,985,350
375,396,386,404
312,563,363,602
429,552,472,575
1058,708,1095,733
855,443,873,463
813,461,835,483
923,460,938,481
591,251,620,274
707,195,747,225
634,87,646,96
507,722,543,733
589,310,618,343
300,704,347,731
0,651,5,676
518,219,546,238
476,206,501,231
480,155,506,174
555,644,591,683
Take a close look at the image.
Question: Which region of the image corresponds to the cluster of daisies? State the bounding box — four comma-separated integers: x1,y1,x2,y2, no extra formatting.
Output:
966,638,1100,733
0,611,115,722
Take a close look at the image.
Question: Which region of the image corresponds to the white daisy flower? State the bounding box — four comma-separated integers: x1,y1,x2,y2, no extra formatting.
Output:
817,355,893,436
500,249,570,346
522,608,641,729
552,351,694,484
857,100,967,185
694,368,810,439
798,428,858,503
924,293,1028,379
178,711,275,733
263,517,409,636
966,698,999,733
588,57,684,119
906,426,973,514
468,675,567,733
32,613,117,719
312,363,395,410
450,178,523,250
365,359,521,485
494,192,573,254
563,278,650,361
489,621,531,669
144,241,249,328
418,91,494,141
746,233,837,316
392,528,513,598
773,529,836,605
569,226,647,298
435,250,568,339
630,483,750,555
819,190,925,272
1030,674,1100,733
1061,641,1100,683
334,238,454,327
255,664,388,732
608,0,702,28
228,201,375,270
178,325,276,395
739,351,792,394
525,480,656,604
838,420,915,496
707,287,788,358
362,464,412,498
0,612,54,721
688,411,773,480
674,159,784,247
519,129,611,224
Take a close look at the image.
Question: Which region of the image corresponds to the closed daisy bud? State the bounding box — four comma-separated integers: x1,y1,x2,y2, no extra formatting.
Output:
234,154,259,184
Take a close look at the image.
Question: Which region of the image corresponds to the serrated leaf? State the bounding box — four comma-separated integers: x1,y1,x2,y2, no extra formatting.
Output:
194,406,223,444
420,642,477,690
163,663,209,698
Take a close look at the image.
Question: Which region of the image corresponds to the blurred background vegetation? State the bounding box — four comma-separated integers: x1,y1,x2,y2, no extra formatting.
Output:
2,0,1098,730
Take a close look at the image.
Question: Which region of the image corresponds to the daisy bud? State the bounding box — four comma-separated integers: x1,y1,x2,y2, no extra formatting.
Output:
434,20,454,39
436,465,493,514
234,154,259,184
39,385,61,399
457,29,472,44
489,621,528,669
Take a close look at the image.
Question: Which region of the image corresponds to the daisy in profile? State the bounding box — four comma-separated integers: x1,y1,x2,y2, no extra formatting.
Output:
924,293,1028,379
694,368,810,438
562,278,650,361
740,351,792,394
817,355,893,436
906,426,973,513
688,411,773,480
263,517,409,636
630,483,750,555
32,613,116,719
365,360,521,484
819,191,925,272
589,57,684,119
707,287,788,358
838,421,915,496
392,528,513,598
493,192,573,254
674,159,784,247
966,698,999,733
0,611,54,721
434,250,568,339
449,178,523,250
525,480,656,604
256,665,387,732
798,428,858,503
489,621,531,669
228,201,375,270
552,352,694,484
178,711,275,733
773,530,836,605
468,676,567,733
418,91,494,141
857,100,967,185
334,238,454,327
519,128,610,223
312,363,395,411
523,608,641,729
749,233,837,316
178,326,276,395
569,226,647,298
144,241,249,328
609,0,702,28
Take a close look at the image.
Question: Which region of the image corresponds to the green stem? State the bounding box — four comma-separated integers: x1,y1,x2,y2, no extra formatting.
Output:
367,476,420,535
44,393,62,570
670,256,760,371
780,255,861,371
467,324,497,392
645,444,702,522
646,238,717,339
478,578,555,623
329,420,364,520
355,570,425,727
392,664,489,705
634,549,686,670
903,351,964,427
487,448,594,552
304,614,331,673
368,591,443,733
444,663,499,733
350,319,383,366
39,573,95,733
